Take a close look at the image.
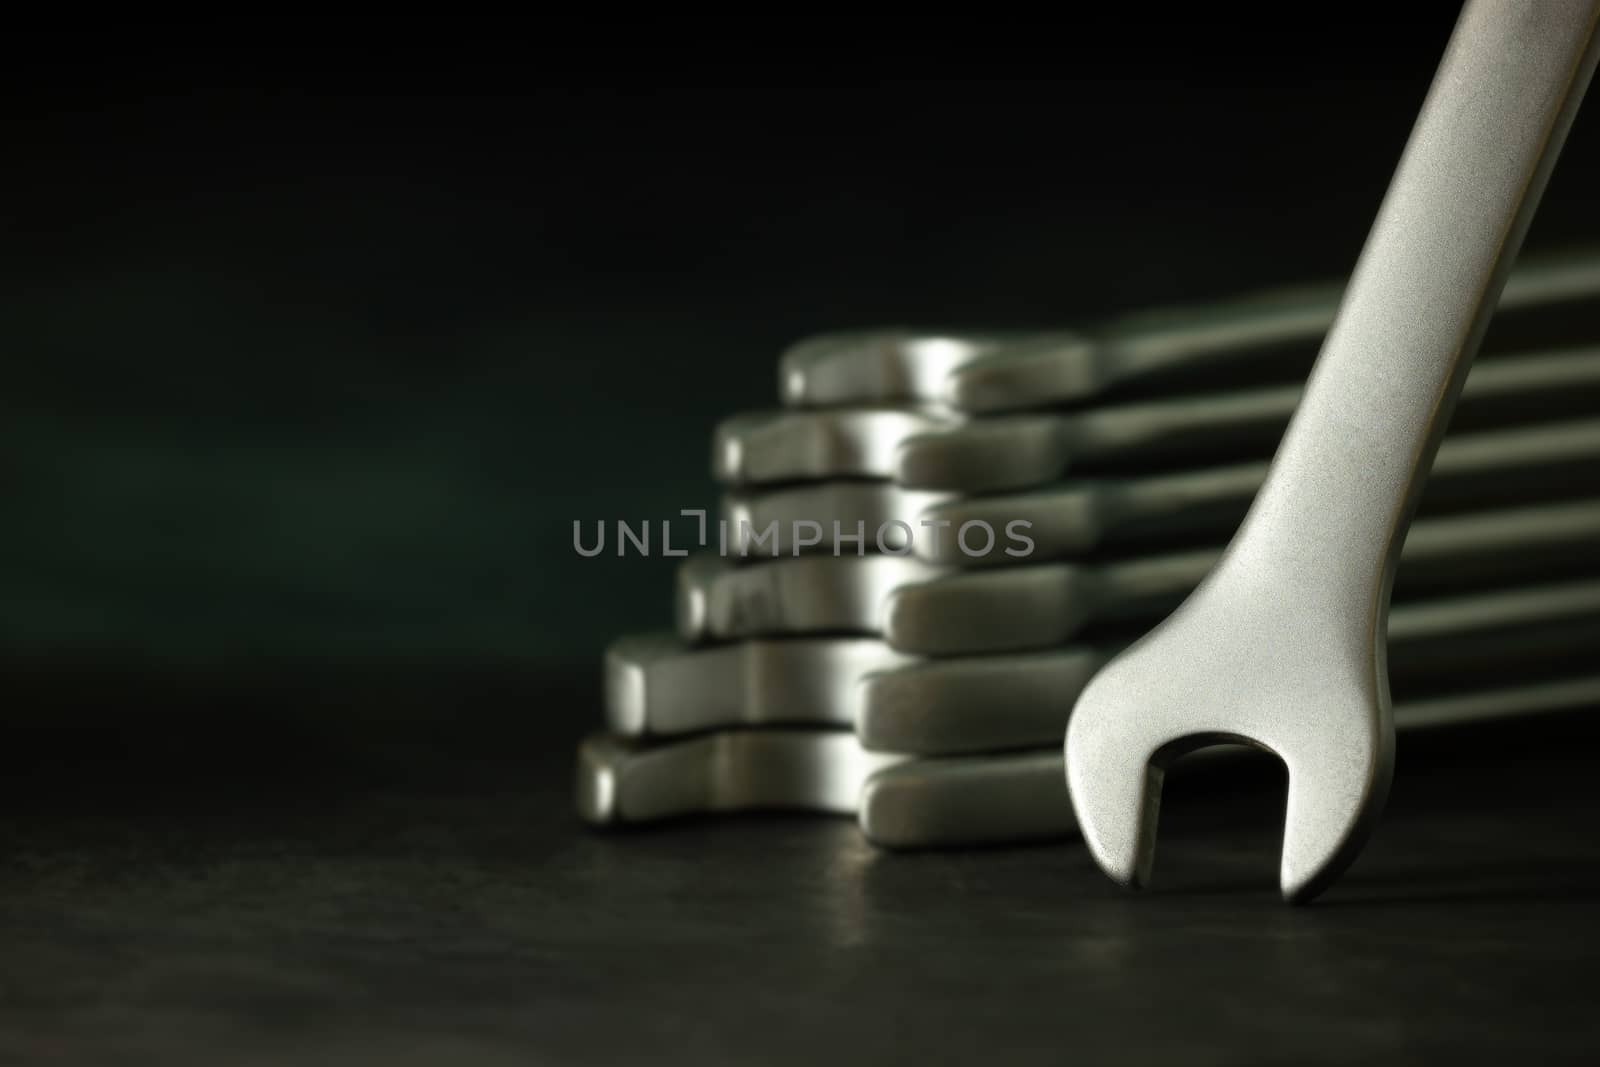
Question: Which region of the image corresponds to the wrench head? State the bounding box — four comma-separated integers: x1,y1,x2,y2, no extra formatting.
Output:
893,418,1069,492
778,330,995,407
1064,586,1396,903
938,332,1099,413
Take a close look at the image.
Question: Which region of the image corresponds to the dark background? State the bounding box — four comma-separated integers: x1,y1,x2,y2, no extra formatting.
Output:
15,8,1600,675
6,9,1600,1063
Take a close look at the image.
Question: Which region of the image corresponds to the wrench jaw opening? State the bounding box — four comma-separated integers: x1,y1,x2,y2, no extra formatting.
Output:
1065,594,1397,904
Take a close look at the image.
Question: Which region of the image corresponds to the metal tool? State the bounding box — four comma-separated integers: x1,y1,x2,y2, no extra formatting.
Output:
577,672,1600,839
897,348,1600,492
1065,1,1599,903
866,674,1600,848
862,578,1600,754
723,415,1600,563
577,729,905,825
612,578,1600,746
730,347,1600,489
607,632,912,738
722,484,953,557
777,253,1600,413
684,497,1600,650
889,499,1600,656
677,550,942,641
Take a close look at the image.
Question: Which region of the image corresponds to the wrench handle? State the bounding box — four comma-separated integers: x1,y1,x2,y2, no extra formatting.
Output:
1234,0,1599,619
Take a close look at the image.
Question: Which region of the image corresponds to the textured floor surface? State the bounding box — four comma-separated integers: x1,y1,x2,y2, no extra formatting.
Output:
3,668,1599,1065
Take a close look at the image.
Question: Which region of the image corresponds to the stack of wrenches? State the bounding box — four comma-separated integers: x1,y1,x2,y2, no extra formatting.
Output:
577,250,1600,849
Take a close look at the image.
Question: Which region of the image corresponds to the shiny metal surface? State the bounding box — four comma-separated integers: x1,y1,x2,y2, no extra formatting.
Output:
777,254,1600,413
1066,1,1600,903
676,551,944,641
720,415,1600,566
869,674,1600,848
576,730,905,825
605,632,913,736
889,499,1600,654
920,415,1600,564
899,348,1600,493
715,407,957,485
722,484,954,556
576,673,1600,842
683,497,1600,649
865,578,1600,754
614,578,1600,746
732,347,1600,489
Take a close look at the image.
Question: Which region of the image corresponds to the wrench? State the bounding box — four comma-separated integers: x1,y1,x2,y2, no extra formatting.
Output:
612,578,1600,746
778,251,1600,412
607,632,912,737
895,346,1600,492
1065,0,1600,902
683,497,1600,649
867,673,1600,848
889,499,1600,654
722,415,1600,563
728,346,1600,489
577,672,1600,840
862,577,1600,754
578,729,905,825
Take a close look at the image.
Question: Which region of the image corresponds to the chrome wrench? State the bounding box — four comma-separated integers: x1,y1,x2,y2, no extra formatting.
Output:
778,251,1600,412
577,672,1600,839
683,497,1600,650
727,346,1600,489
861,578,1600,754
1065,0,1600,902
894,346,1600,492
722,415,1600,564
610,578,1600,746
867,674,1600,848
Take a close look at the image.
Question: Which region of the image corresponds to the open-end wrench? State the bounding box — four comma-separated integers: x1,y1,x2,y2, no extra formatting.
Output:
577,672,1600,838
916,416,1600,565
606,632,912,737
778,251,1600,412
683,497,1600,649
1065,1,1600,903
728,346,1600,489
889,499,1600,654
612,578,1600,745
862,577,1600,754
896,347,1600,492
577,729,906,825
716,407,956,486
676,550,944,642
866,674,1600,848
723,415,1600,564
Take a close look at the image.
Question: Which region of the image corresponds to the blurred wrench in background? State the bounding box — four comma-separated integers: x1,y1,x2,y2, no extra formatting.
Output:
578,673,1600,845
610,578,1600,746
778,251,1600,412
685,497,1600,651
723,346,1600,491
724,415,1600,562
